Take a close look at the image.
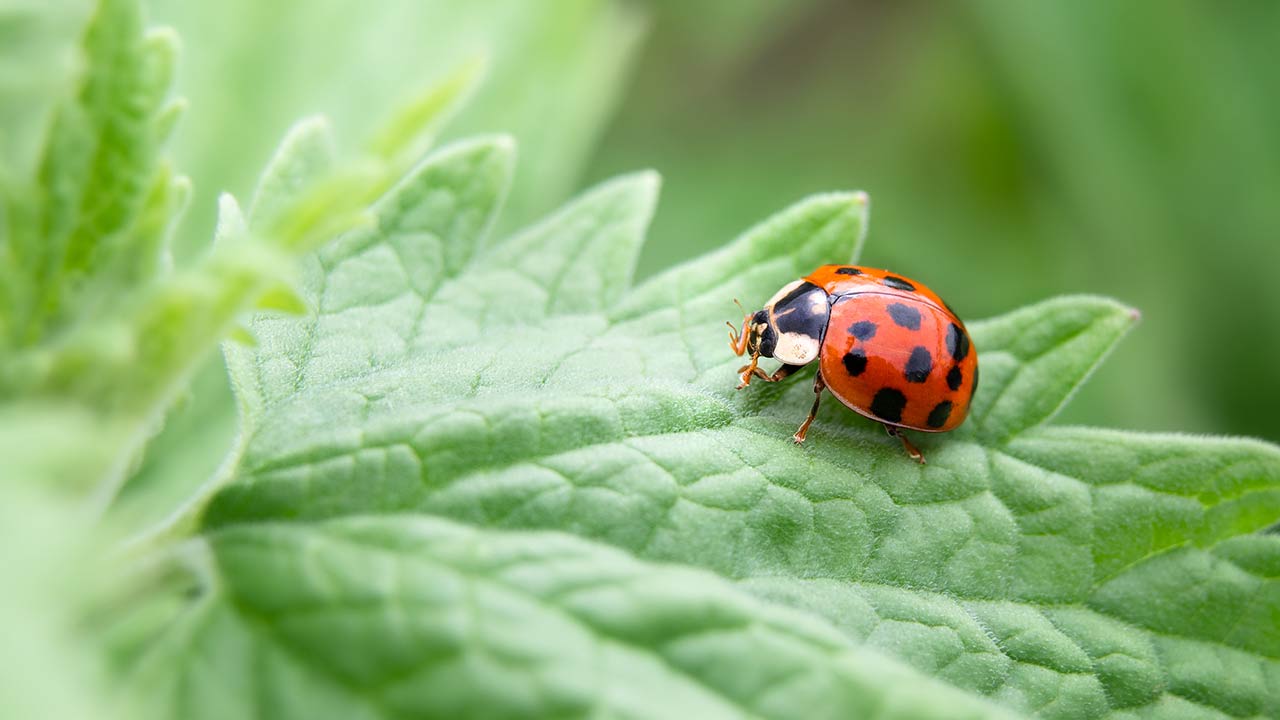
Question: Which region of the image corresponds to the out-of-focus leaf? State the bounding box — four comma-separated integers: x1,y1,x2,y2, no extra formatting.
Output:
144,0,648,255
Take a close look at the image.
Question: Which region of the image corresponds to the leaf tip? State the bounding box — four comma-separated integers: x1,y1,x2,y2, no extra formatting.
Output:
143,26,181,58
1091,295,1142,331
366,56,487,161
228,325,258,347
783,190,872,264
429,133,518,182
255,284,309,315
631,168,662,192
602,169,662,207
214,193,247,245
156,97,187,140
969,294,1144,438
287,115,338,149
170,172,193,212
489,132,517,156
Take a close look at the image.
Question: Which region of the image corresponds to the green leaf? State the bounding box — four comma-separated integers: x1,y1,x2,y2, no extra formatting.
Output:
28,3,178,335
125,516,1015,720
964,296,1138,443
365,56,483,165
143,0,647,261
117,133,1280,719
1,0,168,350
247,115,337,231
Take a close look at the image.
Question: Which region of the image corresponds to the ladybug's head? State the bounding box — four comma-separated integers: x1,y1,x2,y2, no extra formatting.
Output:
745,308,776,359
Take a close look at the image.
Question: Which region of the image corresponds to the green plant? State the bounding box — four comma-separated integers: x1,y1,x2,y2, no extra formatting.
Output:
4,1,1279,718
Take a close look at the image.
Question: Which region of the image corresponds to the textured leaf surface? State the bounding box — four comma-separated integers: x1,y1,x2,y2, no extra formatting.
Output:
128,516,1015,720
113,133,1280,719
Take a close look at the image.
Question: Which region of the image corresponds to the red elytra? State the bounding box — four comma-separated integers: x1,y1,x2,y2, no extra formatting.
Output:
729,264,978,463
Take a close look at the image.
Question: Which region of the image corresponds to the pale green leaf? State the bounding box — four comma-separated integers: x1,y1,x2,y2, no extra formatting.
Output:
27,2,178,332
248,115,337,231
366,57,484,165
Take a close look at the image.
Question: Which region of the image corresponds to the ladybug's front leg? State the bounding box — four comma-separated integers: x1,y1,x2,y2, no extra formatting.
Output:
737,362,801,389
727,318,750,356
792,372,826,444
726,299,752,356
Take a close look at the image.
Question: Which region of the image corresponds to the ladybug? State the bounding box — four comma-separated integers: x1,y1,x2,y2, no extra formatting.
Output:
728,265,978,463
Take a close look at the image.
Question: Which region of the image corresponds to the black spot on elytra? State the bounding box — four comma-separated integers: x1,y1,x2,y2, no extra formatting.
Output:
946,323,970,361
887,303,922,330
905,347,932,383
842,350,867,376
927,401,953,429
972,364,979,393
848,320,877,341
870,388,907,422
946,366,963,391
835,267,863,275
883,275,916,292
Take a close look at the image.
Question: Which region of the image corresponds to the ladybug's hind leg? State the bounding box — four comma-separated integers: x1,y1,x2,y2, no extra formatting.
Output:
792,373,826,444
884,425,926,464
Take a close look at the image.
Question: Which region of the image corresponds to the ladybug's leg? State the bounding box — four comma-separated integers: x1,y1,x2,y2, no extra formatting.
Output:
792,373,827,444
727,299,751,356
747,363,801,383
727,319,750,356
738,361,802,390
884,425,926,465
735,354,762,389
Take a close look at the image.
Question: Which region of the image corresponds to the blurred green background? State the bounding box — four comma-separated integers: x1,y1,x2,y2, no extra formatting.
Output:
128,0,1280,521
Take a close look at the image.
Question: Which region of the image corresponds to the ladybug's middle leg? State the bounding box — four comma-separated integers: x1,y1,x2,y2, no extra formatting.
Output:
884,425,926,464
792,372,826,444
